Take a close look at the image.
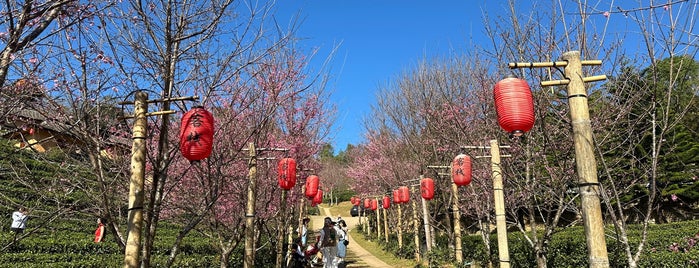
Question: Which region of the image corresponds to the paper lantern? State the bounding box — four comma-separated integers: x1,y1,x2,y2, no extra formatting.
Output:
363,198,371,208
382,196,391,209
277,158,297,190
452,154,472,186
350,196,357,205
393,190,400,204
398,186,410,203
304,175,319,198
313,189,323,204
421,177,435,200
370,199,378,211
179,107,214,161
494,76,535,136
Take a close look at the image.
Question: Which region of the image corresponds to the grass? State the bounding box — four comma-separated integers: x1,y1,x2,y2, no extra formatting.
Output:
349,227,419,268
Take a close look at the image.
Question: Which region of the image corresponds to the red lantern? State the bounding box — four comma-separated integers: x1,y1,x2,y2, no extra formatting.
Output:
350,196,356,205
363,198,371,208
452,154,472,186
179,107,214,161
393,190,400,204
382,196,391,209
494,76,535,136
313,189,323,204
304,175,319,198
370,199,378,211
277,158,297,190
421,177,435,200
398,186,410,203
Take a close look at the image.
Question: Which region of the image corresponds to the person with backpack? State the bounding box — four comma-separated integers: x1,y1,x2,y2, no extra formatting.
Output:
318,217,338,268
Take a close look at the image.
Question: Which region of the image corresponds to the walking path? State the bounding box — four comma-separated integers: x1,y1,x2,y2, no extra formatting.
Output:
309,206,392,268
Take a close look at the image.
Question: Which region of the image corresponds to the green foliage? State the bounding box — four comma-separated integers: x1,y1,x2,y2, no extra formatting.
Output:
459,221,699,267
0,138,96,212
599,55,699,221
333,188,356,202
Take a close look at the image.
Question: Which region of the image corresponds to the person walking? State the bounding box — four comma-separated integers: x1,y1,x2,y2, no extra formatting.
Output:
10,207,29,242
299,217,310,246
318,217,338,268
335,219,348,266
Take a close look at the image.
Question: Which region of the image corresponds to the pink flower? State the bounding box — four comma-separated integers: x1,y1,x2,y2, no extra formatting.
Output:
603,11,610,18
664,5,669,11
671,194,678,201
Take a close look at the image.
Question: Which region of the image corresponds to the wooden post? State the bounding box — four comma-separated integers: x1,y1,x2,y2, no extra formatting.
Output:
491,139,511,268
275,190,287,268
376,198,382,240
397,203,403,249
452,182,463,264
411,186,421,262
420,176,432,253
124,91,148,268
383,202,389,243
561,50,609,267
244,142,257,268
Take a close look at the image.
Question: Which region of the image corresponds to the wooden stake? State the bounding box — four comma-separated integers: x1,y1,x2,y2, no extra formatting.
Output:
124,91,148,268
561,51,609,267
491,139,511,268
244,142,257,268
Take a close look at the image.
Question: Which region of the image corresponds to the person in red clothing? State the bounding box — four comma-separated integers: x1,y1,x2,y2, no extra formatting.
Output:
94,218,105,243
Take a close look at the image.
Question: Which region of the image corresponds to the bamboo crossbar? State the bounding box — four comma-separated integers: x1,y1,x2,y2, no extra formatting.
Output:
508,60,602,68
426,165,450,169
541,75,608,87
461,145,511,149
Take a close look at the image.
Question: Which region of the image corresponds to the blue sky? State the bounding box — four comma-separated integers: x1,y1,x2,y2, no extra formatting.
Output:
272,1,494,152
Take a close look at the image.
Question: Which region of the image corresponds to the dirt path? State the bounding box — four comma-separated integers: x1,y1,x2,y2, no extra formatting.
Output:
309,206,393,268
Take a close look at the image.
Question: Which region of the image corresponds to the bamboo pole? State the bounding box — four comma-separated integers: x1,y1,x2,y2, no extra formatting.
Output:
286,225,294,267
420,176,432,253
383,201,389,243
397,203,403,249
452,182,463,264
363,206,368,234
412,186,421,262
561,51,609,268
244,142,257,268
491,139,511,268
124,91,148,268
376,198,382,240
275,190,287,268
298,184,306,242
